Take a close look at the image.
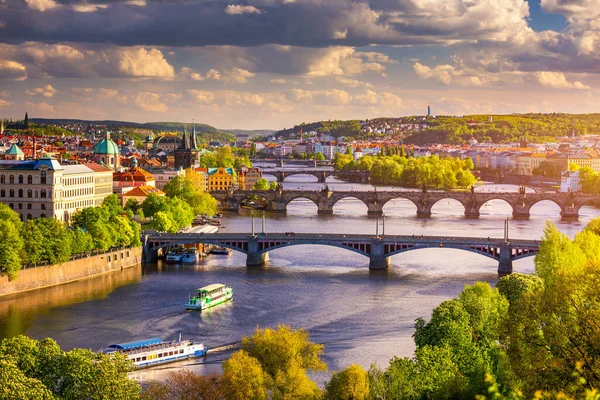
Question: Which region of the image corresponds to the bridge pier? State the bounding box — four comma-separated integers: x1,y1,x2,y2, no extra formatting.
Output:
268,201,287,213
464,202,480,218
416,204,432,218
142,236,158,263
247,252,269,266
367,203,383,216
369,241,390,269
498,243,513,275
560,207,579,219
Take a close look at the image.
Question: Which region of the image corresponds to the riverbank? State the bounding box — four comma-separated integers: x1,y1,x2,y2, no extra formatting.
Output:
0,247,142,297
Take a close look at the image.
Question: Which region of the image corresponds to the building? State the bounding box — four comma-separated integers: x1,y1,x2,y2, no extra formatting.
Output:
193,168,210,191
113,166,156,190
146,167,186,190
547,152,600,173
3,144,24,161
0,158,114,222
122,185,165,205
174,126,198,169
208,167,234,191
353,146,363,161
238,167,262,190
84,163,114,206
560,170,581,193
91,132,121,169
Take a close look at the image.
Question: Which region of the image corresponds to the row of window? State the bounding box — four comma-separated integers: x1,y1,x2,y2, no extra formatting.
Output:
64,187,93,198
133,349,184,363
63,176,93,186
17,213,47,221
7,203,46,211
1,189,48,198
0,172,47,185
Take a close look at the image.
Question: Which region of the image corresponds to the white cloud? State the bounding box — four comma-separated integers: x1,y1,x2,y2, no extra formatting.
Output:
24,0,57,12
180,67,204,81
0,60,27,80
307,47,388,77
25,101,55,114
26,85,57,97
225,5,261,15
118,48,174,78
72,3,109,12
532,71,590,89
0,99,11,108
225,68,255,83
333,29,348,40
206,69,222,80
334,77,373,88
270,78,287,84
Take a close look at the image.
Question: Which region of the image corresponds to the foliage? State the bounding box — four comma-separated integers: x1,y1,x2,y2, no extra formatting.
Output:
335,153,476,189
198,147,252,169
532,161,562,179
0,335,140,399
0,218,24,279
162,174,218,216
253,178,271,191
141,370,227,400
314,152,325,161
324,364,369,400
222,350,268,400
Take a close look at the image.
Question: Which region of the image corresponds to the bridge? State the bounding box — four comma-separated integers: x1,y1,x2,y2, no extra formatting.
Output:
211,188,600,218
251,158,332,168
260,169,370,183
143,232,540,274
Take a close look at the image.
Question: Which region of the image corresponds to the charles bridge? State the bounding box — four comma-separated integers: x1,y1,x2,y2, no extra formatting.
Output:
143,231,540,273
211,187,600,218
260,169,371,183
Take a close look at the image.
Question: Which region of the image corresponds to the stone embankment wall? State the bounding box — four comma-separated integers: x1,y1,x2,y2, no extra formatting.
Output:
0,247,142,297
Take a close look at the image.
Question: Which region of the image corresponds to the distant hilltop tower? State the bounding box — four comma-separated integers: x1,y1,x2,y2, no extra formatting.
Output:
427,105,431,117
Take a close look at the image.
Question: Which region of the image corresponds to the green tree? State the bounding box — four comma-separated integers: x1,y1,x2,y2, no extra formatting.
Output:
0,219,24,279
0,360,56,400
141,193,168,218
124,198,142,216
253,178,270,191
314,152,325,161
151,211,175,233
21,219,45,265
34,218,72,264
269,181,279,191
141,371,226,400
102,194,125,216
0,202,23,230
324,364,369,400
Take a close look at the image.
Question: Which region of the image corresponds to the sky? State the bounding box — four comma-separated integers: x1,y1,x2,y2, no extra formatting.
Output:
0,0,599,130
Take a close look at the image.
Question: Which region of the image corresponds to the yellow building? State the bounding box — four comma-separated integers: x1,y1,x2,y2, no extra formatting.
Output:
207,167,234,191
238,167,262,190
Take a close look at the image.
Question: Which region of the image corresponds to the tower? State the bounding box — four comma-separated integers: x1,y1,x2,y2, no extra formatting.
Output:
174,126,197,169
24,112,29,129
427,105,431,117
190,121,198,149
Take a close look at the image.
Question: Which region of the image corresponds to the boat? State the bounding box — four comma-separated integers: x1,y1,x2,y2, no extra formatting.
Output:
181,249,200,264
165,250,183,263
186,283,233,311
102,336,206,369
210,247,231,255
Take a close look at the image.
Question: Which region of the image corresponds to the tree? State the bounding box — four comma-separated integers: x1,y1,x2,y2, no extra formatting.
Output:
141,370,226,400
142,193,168,218
20,220,45,265
124,198,142,216
0,360,56,400
151,211,175,232
0,219,24,279
0,202,23,231
324,364,369,400
34,218,72,264
241,325,326,399
0,335,140,400
269,181,279,191
314,152,325,161
253,178,270,191
102,194,125,216
222,350,268,400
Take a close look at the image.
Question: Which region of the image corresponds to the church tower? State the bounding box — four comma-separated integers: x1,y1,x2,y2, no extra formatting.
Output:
174,125,197,169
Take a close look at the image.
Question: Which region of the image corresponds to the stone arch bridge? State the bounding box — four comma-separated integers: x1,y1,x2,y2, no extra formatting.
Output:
260,169,370,183
144,232,540,274
211,189,600,218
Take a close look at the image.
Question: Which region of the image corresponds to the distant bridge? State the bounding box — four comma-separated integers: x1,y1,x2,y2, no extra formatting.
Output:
260,169,370,183
143,232,541,273
251,158,332,167
211,188,599,218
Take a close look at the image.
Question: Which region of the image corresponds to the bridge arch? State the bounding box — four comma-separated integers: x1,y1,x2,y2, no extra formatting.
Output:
386,244,499,260
477,198,515,216
150,240,248,255
284,196,320,214
381,195,420,210
280,171,320,182
527,198,563,216
257,241,370,257
332,195,370,214
239,193,272,209
430,197,467,215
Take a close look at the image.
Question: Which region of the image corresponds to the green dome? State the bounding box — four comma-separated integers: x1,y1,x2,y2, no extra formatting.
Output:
94,132,119,155
6,144,24,155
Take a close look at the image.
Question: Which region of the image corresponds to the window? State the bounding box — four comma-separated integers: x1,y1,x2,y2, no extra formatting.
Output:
108,255,111,262
40,214,46,218
18,175,23,184
41,189,46,198
0,175,3,184
27,214,32,220
41,171,46,184
9,189,14,197
18,189,23,198
0,189,4,197
9,203,13,209
9,175,14,184
27,189,32,198
27,175,32,184
18,203,22,210
27,204,31,210
41,204,46,210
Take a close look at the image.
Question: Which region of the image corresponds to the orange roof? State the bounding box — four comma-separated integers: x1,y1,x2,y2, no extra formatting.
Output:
124,185,165,197
113,167,155,182
83,162,114,172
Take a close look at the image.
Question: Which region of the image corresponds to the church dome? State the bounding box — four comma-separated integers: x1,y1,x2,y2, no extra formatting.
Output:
94,132,119,155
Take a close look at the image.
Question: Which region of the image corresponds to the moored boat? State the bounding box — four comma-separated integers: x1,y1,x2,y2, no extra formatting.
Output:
186,283,233,311
102,337,206,369
165,251,183,263
210,247,231,255
181,249,200,264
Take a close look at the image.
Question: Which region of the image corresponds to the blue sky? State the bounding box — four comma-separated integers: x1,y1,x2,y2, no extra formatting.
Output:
0,0,599,129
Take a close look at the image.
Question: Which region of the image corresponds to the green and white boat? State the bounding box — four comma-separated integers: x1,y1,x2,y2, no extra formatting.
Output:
186,283,233,311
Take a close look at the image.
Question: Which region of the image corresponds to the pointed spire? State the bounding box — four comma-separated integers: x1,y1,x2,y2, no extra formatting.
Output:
191,119,198,149
180,125,189,149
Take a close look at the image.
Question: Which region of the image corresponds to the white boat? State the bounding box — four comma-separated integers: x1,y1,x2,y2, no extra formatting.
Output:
210,247,231,255
181,249,200,264
186,283,233,311
103,337,206,369
165,251,183,263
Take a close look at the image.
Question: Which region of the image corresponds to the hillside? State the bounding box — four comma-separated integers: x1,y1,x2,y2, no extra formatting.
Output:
273,113,600,144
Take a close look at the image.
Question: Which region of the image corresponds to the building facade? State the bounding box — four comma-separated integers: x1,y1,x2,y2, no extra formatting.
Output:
238,167,262,190
208,167,234,191
0,158,114,222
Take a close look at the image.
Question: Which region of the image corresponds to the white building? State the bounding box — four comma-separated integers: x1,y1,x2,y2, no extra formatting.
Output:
0,158,114,222
560,170,581,193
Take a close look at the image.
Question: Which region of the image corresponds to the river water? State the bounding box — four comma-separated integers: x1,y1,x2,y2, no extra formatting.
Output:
1,175,598,381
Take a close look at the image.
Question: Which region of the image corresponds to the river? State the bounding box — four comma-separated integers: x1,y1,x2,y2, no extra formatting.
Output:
0,176,597,382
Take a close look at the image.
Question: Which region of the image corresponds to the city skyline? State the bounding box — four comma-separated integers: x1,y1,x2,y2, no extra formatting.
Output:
0,0,599,129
